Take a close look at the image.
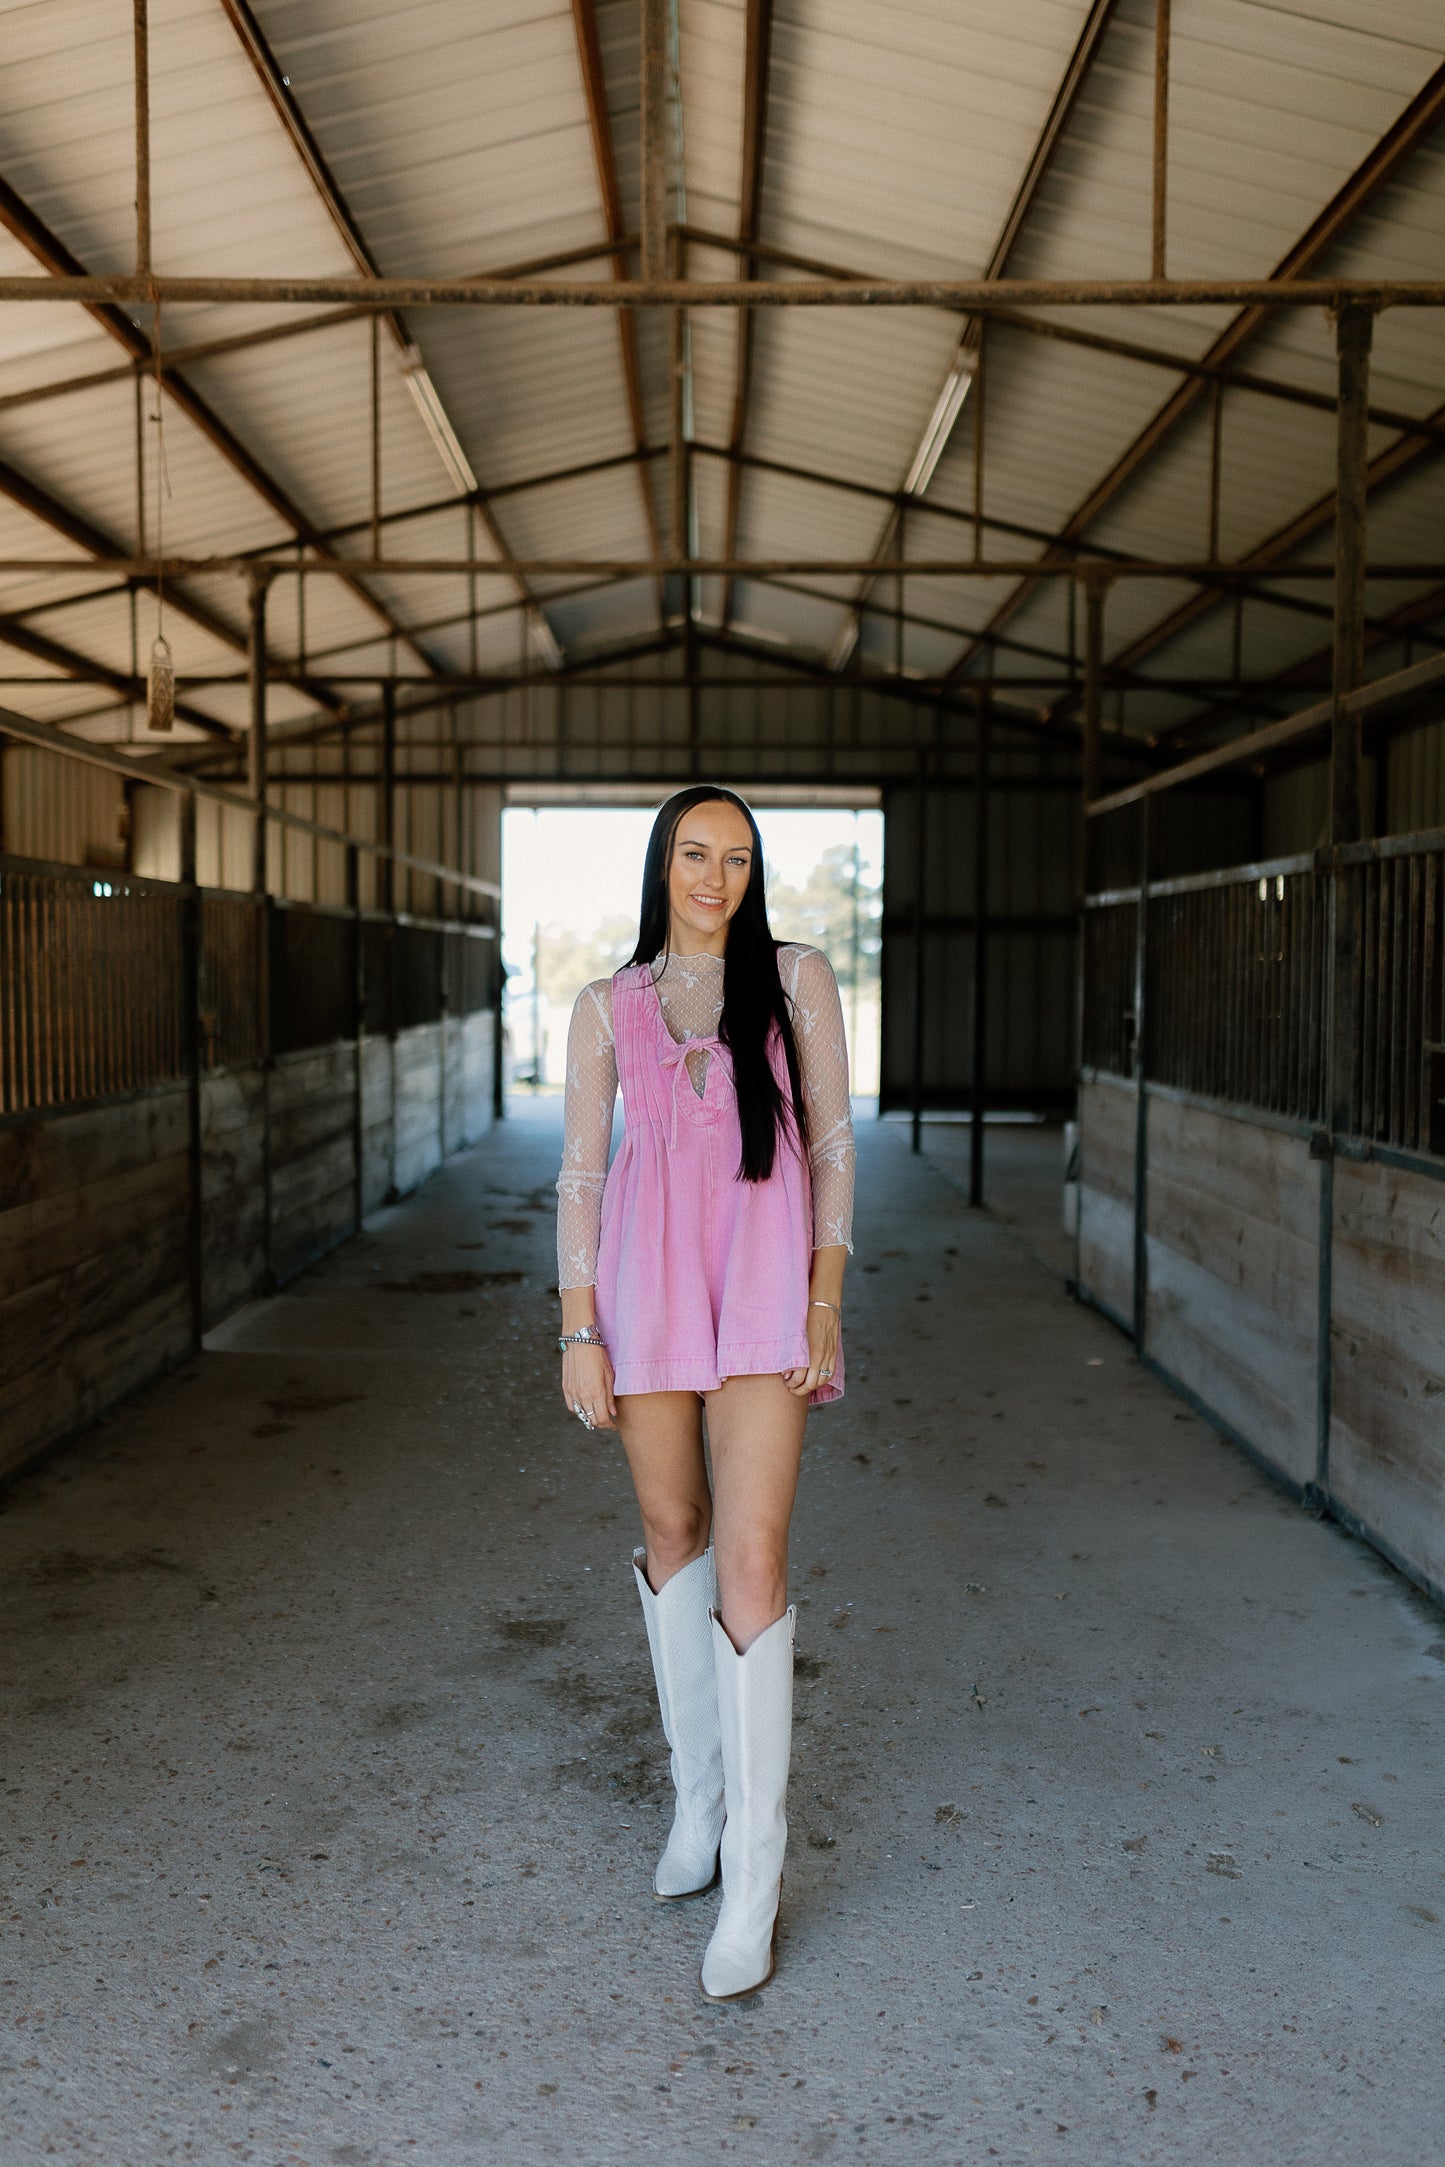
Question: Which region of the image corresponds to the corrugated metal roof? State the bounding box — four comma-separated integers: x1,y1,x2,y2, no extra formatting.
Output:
0,0,1439,772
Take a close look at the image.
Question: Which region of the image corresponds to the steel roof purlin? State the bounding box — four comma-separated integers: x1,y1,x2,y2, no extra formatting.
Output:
938,55,1445,695
0,171,446,696
569,0,668,626
718,0,775,638
826,0,1124,679
214,0,564,678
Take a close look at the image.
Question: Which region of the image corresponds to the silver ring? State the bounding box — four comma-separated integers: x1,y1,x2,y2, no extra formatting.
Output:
821,1370,833,1381
576,1407,595,1430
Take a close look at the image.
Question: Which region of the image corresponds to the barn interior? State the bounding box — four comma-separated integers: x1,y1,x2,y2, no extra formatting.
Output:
2,4,1444,2160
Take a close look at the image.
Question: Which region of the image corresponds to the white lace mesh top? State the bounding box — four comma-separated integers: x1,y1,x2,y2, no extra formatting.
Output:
556,944,856,1290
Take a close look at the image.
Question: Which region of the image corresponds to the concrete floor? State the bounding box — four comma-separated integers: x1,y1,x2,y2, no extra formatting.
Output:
3,1104,1443,2167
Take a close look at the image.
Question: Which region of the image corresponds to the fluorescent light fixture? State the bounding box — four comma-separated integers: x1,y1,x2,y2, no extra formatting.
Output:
400,344,478,497
903,350,977,499
828,618,860,672
528,608,564,671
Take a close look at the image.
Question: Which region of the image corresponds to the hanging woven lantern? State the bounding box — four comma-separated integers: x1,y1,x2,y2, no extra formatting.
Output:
146,633,174,732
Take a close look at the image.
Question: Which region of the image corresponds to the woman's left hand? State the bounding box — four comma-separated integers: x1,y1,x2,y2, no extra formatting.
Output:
783,1303,838,1398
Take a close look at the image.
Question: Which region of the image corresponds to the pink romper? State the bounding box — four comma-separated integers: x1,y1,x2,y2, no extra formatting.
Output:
591,964,844,1407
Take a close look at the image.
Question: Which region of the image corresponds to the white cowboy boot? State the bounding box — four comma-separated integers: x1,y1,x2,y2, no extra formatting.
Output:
633,1548,726,1899
700,1606,795,2001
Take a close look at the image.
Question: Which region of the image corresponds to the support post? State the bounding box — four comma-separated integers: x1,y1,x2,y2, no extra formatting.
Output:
1331,302,1374,845
640,0,670,286
380,683,399,1202
247,570,274,1289
969,693,991,1207
910,753,929,1155
133,0,151,278
247,571,270,897
1151,0,1171,281
1131,795,1154,1349
1317,306,1373,1504
179,786,204,1344
1081,574,1106,898
670,229,689,569
347,840,364,1233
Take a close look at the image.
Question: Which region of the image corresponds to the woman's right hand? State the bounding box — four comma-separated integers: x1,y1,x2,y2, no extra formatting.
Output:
562,1343,618,1431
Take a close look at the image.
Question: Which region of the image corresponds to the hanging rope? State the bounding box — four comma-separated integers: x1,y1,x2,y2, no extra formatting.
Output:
146,288,174,731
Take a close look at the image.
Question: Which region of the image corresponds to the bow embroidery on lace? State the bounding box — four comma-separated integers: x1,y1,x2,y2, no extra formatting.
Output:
656,1033,728,1149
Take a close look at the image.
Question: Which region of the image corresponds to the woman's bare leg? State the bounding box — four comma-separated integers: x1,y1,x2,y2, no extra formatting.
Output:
704,1374,808,1650
614,1389,712,1591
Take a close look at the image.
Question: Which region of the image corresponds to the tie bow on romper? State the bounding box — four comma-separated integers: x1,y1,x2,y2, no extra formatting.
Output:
557,946,856,1406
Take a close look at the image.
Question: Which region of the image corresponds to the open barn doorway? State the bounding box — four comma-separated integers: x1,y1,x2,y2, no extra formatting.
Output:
499,790,884,1112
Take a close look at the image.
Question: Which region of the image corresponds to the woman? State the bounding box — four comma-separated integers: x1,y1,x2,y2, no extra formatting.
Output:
555,785,855,2001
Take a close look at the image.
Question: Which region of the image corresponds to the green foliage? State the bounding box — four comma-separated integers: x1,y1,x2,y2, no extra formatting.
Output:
534,912,636,1010
766,844,881,990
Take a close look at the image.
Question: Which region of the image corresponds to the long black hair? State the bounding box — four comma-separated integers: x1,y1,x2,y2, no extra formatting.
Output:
627,784,808,1183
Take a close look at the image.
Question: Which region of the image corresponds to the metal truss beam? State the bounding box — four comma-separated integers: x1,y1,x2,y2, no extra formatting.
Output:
1,555,1439,581
570,0,668,620
683,223,1445,447
937,55,1445,688
1056,396,1445,732
1151,581,1445,750
719,0,776,633
0,171,441,683
0,614,232,739
1,273,1442,309
830,0,1120,670
0,239,634,424
0,450,346,724
216,0,561,670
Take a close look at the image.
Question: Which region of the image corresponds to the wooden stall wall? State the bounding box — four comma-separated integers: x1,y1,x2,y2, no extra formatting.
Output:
1329,1157,1445,1599
1077,1082,1445,1606
0,1089,195,1475
1076,1076,1136,1332
1143,1096,1320,1491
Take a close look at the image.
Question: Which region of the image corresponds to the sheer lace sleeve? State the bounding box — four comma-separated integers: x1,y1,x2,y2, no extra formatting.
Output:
783,945,856,1253
556,978,617,1289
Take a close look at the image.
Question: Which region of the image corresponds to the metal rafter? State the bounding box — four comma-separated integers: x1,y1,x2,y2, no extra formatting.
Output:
0,173,442,682
685,227,1445,446
4,271,1443,307
0,238,636,423
569,0,669,623
719,0,775,634
1051,396,1445,735
938,55,1445,689
1150,578,1445,751
0,448,348,724
216,0,562,672
829,0,1121,670
0,611,231,739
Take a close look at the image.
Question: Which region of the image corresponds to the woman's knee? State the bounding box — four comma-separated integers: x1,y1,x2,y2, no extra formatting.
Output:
716,1530,788,1608
641,1497,711,1575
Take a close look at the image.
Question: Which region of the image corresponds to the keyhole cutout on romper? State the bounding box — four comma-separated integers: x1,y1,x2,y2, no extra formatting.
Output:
683,1043,710,1098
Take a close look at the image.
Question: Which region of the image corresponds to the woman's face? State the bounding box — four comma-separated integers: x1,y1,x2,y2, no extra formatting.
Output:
665,799,756,948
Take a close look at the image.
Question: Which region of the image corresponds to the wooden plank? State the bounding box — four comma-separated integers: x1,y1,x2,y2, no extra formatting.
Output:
1147,1093,1318,1246
199,1065,266,1143
1078,1077,1135,1323
1142,1100,1319,1485
0,1279,193,1476
0,1150,188,1303
1146,1240,1317,1485
270,1133,355,1219
458,1013,494,1149
271,1198,356,1284
0,1087,187,1211
1329,1157,1445,1592
0,1203,189,1390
